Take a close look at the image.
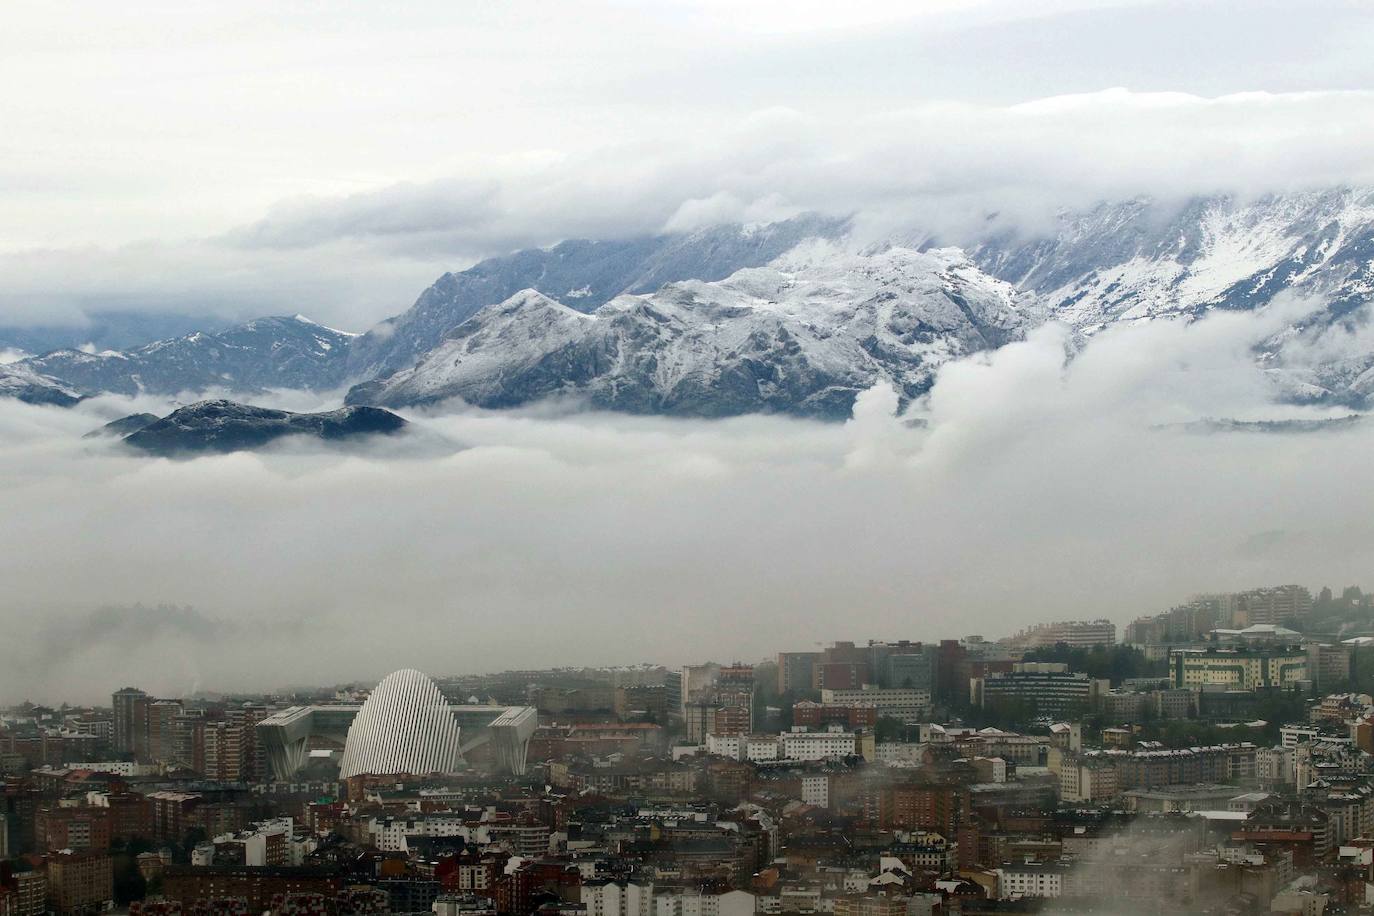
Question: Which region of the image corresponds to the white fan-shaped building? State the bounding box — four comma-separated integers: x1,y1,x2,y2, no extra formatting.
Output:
338,668,463,779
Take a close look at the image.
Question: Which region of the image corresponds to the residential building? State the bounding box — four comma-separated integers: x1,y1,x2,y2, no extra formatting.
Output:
780,728,859,761
582,880,654,916
1059,759,1119,803
35,806,111,853
45,850,113,916
792,701,877,730
1006,620,1116,650
1232,585,1313,626
820,687,930,724
995,861,1069,899
112,688,149,758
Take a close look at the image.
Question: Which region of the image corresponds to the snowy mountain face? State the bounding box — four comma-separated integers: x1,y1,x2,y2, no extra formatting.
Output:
964,189,1374,403
967,190,1374,328
0,310,231,359
0,363,82,407
13,316,356,398
345,245,1025,419
345,214,851,378
10,191,1374,418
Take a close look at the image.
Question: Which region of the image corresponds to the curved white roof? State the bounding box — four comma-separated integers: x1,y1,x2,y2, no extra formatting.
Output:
338,669,462,779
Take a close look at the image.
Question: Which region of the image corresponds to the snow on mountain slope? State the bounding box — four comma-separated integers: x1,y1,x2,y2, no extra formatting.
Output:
346,245,1026,419
345,213,850,379
966,189,1374,402
969,189,1374,330
0,362,82,406
17,315,357,398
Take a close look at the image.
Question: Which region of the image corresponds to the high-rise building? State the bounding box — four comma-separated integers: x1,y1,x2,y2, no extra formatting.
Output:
679,664,722,718
202,706,268,782
45,850,113,916
680,664,753,741
1234,586,1314,626
146,699,184,764
1124,599,1222,652
170,710,206,772
111,688,148,758
1006,620,1117,650
775,652,820,695
934,640,969,704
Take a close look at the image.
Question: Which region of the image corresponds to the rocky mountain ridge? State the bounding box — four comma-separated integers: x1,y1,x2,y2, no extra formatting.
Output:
9,190,1374,417
121,400,408,456
346,244,1025,418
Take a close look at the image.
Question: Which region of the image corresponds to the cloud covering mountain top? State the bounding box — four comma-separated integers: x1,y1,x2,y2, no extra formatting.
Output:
3,300,1371,703
5,0,1374,331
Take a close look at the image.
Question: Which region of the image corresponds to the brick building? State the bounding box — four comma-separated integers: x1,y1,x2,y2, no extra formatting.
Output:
35,806,112,853
45,850,113,916
161,866,344,913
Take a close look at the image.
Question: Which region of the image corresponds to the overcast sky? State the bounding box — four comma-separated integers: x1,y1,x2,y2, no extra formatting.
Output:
5,0,1374,330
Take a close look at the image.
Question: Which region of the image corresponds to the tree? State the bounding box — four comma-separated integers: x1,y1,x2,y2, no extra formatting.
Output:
1021,643,1166,684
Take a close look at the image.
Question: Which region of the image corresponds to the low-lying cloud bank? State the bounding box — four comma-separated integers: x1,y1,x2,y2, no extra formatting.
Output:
2,303,1372,704
5,89,1374,332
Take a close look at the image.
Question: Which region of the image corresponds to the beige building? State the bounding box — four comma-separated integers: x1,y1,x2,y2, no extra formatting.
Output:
1169,647,1307,690
1059,758,1119,802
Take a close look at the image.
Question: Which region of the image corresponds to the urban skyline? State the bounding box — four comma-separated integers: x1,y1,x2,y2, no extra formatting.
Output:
7,2,1374,913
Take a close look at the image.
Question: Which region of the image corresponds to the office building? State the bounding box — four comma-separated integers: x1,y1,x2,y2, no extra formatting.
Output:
971,663,1106,715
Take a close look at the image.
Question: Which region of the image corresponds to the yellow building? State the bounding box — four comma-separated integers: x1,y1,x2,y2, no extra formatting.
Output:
1169,647,1307,689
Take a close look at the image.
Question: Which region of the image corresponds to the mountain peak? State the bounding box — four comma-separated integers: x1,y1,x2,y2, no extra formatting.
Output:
123,400,408,456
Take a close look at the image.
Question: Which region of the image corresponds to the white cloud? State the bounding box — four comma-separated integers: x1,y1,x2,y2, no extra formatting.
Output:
6,88,1374,333
1,301,1370,704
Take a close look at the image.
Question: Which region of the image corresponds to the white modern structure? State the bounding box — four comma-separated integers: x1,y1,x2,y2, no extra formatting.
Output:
258,668,538,780
339,669,464,779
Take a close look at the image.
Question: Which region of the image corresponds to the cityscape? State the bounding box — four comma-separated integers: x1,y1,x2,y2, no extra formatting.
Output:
7,1,1374,915
6,583,1374,915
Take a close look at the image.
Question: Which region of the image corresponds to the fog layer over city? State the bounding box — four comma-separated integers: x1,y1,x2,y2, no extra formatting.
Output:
2,300,1371,704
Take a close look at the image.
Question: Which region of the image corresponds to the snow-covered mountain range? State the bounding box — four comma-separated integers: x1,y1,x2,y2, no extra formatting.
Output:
967,189,1374,329
0,362,82,407
19,315,355,398
10,189,1374,418
343,213,850,379
345,245,1024,418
